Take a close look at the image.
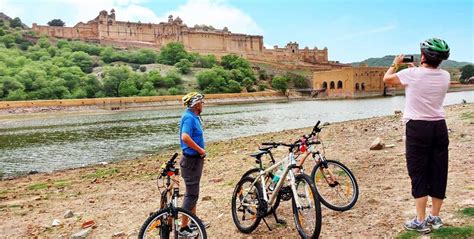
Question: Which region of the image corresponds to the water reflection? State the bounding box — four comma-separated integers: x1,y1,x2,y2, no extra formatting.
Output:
0,91,472,177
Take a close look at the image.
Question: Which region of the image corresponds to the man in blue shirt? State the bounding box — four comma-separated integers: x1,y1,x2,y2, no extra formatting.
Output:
178,92,208,236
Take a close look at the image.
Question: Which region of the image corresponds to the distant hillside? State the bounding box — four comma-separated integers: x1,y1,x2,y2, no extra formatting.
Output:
0,12,29,29
351,54,472,69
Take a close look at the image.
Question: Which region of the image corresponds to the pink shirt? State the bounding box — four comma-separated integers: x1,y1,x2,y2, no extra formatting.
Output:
396,67,450,122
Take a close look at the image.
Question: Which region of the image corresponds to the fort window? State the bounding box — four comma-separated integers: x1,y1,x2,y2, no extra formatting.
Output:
355,83,360,91
337,80,343,89
322,82,328,89
330,81,335,89
361,83,366,91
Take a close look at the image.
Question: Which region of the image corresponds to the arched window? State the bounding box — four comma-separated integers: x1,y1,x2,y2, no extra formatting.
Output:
361,83,366,91
322,82,328,89
330,81,335,89
337,80,343,89
355,83,360,91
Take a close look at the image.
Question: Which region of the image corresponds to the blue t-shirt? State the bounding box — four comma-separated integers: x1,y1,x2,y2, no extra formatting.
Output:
179,109,205,156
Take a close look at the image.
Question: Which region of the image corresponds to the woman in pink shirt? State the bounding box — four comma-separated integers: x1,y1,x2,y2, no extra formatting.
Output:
383,38,451,233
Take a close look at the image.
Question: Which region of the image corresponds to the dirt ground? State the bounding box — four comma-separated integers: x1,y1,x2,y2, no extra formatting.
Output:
0,103,473,238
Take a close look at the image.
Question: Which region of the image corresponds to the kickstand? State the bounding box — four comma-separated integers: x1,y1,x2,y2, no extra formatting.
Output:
261,217,272,231
272,209,286,225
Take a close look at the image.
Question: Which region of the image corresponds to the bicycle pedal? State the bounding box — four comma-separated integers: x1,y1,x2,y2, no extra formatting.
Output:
329,181,340,187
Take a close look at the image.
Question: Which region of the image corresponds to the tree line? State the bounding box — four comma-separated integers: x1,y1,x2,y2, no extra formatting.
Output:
0,17,312,101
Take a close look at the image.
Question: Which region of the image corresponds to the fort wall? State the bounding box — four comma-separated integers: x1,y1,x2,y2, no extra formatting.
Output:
32,10,333,66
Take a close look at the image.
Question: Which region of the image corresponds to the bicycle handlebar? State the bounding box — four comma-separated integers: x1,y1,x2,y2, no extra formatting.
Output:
161,153,179,177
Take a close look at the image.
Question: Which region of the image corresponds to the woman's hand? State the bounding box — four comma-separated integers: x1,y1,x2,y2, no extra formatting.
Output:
393,54,404,65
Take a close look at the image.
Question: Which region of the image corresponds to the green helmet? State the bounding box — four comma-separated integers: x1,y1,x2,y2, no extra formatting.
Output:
420,38,450,60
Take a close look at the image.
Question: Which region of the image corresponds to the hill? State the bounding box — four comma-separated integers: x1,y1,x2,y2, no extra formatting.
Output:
351,54,472,69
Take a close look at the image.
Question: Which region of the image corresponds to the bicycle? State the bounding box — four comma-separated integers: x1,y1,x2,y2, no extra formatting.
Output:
296,121,359,211
231,141,322,238
138,153,207,239
240,121,359,212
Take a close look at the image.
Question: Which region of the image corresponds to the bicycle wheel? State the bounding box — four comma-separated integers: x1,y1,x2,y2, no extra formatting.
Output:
240,168,281,215
291,173,322,239
311,159,359,211
138,207,207,239
231,176,264,234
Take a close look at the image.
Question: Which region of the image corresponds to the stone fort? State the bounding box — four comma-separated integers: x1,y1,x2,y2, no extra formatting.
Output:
32,9,341,70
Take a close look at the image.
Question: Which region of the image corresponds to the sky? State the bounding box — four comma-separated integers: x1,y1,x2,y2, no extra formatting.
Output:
1,0,473,63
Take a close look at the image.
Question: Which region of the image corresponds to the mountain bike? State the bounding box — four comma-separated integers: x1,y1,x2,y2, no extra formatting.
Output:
296,121,359,211
138,153,207,239
240,121,359,212
231,141,322,238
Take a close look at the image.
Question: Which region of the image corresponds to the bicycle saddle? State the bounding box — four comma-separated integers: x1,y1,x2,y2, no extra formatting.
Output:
250,150,267,159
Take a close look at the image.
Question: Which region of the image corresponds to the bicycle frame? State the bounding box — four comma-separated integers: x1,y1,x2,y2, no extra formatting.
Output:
244,150,305,212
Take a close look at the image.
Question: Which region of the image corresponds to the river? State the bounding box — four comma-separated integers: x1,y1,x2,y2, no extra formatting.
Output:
0,91,472,178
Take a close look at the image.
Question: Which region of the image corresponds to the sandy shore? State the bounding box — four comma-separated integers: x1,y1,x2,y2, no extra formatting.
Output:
0,103,472,237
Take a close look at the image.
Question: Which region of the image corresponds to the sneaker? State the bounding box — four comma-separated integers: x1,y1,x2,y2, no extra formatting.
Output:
178,226,198,237
189,220,210,229
404,218,431,233
427,215,443,229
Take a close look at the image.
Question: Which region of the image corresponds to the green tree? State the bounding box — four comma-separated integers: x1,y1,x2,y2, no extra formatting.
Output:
138,81,157,96
175,58,192,74
271,76,289,94
163,70,182,87
460,64,474,83
221,54,240,70
84,75,102,98
70,51,93,73
102,66,131,96
6,88,27,100
194,54,217,68
196,69,219,90
147,70,165,88
37,37,50,48
118,79,139,96
226,80,242,93
0,34,16,48
242,77,254,91
157,42,189,65
9,17,23,29
47,19,65,27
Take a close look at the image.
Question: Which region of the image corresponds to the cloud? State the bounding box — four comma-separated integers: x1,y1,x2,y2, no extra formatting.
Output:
339,24,397,40
166,0,263,35
0,0,262,36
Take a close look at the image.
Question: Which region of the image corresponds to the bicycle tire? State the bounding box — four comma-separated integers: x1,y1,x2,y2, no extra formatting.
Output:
310,159,359,211
138,207,207,239
240,168,281,215
291,173,322,239
231,176,263,234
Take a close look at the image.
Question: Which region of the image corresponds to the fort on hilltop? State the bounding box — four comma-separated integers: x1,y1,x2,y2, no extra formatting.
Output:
32,9,341,69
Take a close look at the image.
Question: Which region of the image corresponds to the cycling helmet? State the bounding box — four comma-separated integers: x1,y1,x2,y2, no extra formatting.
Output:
420,38,450,60
182,92,205,108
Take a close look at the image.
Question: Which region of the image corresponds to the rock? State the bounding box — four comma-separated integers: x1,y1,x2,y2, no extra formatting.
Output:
28,170,39,175
385,144,395,148
209,177,223,183
323,122,330,126
64,210,74,219
52,219,61,226
369,137,385,150
394,110,402,115
71,228,93,239
202,196,212,201
81,220,96,229
112,231,126,238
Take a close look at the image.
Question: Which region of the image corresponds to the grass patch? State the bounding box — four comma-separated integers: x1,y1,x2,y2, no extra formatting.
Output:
83,168,118,179
28,183,48,190
432,226,474,238
53,180,71,189
396,230,418,239
461,207,474,217
397,226,474,239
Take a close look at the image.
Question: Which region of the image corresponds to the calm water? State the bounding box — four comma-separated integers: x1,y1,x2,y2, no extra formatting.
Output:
0,91,472,178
